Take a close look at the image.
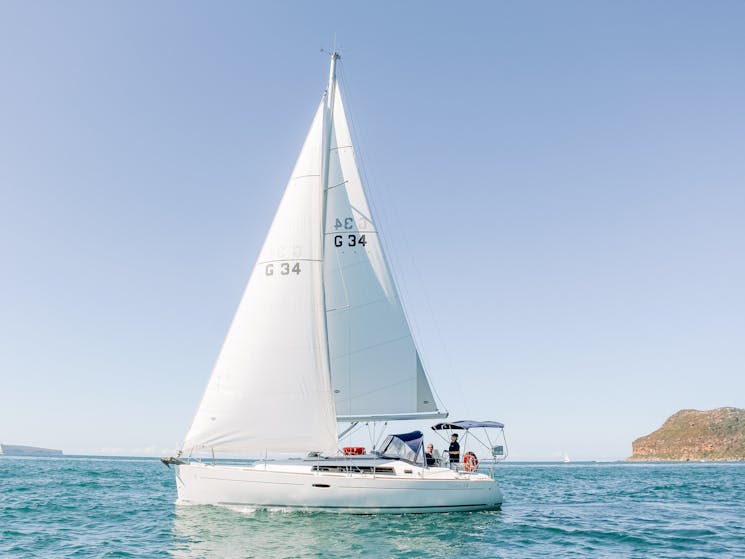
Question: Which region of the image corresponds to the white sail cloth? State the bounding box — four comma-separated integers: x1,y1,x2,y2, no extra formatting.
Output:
323,87,442,421
183,67,444,455
183,102,338,453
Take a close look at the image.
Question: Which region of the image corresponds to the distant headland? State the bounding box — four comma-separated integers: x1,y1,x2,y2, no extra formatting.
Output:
0,444,63,456
628,407,745,461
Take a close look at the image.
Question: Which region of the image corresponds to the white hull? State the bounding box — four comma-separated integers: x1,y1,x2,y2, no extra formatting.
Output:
175,459,503,514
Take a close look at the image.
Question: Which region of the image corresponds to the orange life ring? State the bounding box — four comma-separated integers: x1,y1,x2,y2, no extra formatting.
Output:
463,452,479,472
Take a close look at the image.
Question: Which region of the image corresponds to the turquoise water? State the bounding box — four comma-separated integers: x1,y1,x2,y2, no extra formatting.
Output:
2,457,744,558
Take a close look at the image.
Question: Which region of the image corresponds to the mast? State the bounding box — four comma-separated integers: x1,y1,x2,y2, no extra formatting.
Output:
321,51,340,197
320,52,340,426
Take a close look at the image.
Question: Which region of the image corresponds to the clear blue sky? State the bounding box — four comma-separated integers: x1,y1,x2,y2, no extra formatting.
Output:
1,2,743,460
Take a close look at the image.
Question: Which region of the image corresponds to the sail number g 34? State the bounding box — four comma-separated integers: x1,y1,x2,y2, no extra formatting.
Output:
334,234,366,247
265,262,301,276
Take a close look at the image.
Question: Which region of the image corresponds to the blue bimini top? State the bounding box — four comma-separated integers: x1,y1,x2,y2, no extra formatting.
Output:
431,420,505,431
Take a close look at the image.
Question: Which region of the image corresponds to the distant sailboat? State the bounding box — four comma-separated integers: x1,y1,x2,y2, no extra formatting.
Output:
563,453,571,463
163,53,504,514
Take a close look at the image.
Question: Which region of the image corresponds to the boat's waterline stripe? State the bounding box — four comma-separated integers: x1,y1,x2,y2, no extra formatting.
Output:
212,502,497,510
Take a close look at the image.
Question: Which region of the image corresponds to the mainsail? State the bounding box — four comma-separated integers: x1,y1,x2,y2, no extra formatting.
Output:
323,85,444,421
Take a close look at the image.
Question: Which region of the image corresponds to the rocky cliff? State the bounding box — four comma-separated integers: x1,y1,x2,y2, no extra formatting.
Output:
628,407,745,461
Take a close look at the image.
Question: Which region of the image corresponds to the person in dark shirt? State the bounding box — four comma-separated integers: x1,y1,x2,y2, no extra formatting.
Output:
448,434,460,465
425,443,436,466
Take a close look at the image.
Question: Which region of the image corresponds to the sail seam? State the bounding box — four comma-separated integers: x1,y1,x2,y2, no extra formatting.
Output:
323,230,378,235
326,180,349,191
325,293,401,313
257,258,322,265
329,334,411,359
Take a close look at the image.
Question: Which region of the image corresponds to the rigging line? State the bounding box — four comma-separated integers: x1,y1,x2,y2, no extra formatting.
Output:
394,232,460,414
338,421,360,440
372,421,389,450
467,431,490,452
365,421,383,451
337,60,452,415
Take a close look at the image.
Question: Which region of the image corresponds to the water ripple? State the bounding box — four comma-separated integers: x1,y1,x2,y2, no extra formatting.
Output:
1,458,745,558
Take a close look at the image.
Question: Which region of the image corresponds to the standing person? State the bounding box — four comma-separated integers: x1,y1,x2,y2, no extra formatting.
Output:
448,434,460,466
425,444,436,466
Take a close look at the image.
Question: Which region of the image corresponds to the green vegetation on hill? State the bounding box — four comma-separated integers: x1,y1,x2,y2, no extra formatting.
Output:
628,407,745,461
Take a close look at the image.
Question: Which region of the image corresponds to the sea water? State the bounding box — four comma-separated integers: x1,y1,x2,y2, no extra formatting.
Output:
2,457,744,558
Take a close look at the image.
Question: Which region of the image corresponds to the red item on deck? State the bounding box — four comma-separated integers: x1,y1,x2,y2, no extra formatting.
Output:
343,447,365,456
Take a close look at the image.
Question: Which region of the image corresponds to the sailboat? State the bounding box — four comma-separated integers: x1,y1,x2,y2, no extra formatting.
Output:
165,53,503,514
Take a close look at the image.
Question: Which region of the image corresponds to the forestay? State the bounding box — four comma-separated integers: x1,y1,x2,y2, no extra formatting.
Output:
182,102,338,453
323,86,445,421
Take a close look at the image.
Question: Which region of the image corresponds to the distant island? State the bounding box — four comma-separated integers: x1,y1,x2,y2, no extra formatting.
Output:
0,444,63,456
628,407,745,461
